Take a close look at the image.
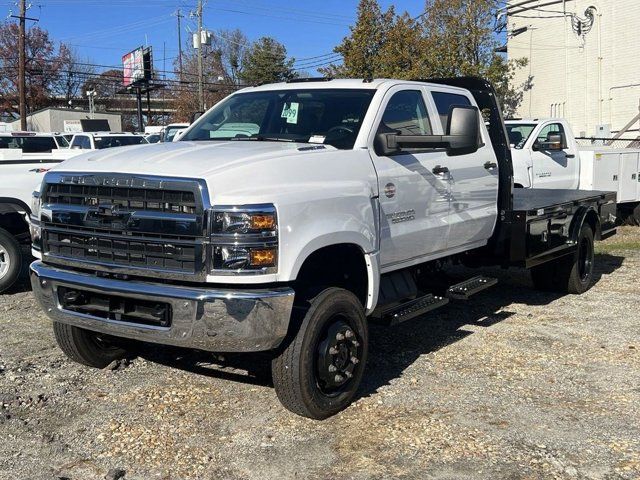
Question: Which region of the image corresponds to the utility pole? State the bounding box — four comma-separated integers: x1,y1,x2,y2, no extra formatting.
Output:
175,9,183,78
11,0,38,130
18,0,27,130
196,0,204,111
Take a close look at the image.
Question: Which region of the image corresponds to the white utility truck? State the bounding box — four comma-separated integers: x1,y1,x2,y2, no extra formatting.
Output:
0,132,81,292
29,78,617,418
506,118,640,222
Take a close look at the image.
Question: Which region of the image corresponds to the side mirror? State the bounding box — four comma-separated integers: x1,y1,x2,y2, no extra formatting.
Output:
445,106,481,155
374,106,481,157
534,132,564,151
190,111,204,123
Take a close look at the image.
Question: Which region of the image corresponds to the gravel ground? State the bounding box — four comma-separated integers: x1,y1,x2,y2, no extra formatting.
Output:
1,228,639,480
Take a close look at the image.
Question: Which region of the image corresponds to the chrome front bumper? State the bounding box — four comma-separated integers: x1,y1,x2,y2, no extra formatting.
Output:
30,261,295,353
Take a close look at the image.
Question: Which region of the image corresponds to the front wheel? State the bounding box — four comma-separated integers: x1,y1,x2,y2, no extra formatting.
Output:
53,322,127,368
0,227,22,293
271,288,368,419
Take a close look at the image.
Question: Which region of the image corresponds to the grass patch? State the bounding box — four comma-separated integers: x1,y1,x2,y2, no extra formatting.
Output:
596,240,640,253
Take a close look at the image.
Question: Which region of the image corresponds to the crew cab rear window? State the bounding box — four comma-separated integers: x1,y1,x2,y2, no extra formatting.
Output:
431,91,472,130
0,135,57,153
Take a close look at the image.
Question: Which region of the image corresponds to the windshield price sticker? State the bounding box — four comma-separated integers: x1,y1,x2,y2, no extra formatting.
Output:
281,102,299,124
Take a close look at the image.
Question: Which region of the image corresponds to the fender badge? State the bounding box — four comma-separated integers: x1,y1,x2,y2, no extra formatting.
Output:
384,182,396,198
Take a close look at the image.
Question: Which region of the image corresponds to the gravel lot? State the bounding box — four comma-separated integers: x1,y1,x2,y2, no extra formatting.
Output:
1,228,639,480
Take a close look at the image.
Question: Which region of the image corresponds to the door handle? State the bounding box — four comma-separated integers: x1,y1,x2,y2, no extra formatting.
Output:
565,153,575,158
483,161,497,170
432,165,449,175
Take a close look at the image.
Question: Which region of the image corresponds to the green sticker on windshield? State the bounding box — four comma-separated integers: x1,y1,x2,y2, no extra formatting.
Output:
281,102,299,124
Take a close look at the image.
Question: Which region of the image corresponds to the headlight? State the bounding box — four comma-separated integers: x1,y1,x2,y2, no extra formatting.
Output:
30,190,41,218
29,190,42,250
209,204,278,274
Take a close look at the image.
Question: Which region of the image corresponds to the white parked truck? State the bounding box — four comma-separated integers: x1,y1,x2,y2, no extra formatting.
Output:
29,78,617,418
506,118,640,222
0,132,81,292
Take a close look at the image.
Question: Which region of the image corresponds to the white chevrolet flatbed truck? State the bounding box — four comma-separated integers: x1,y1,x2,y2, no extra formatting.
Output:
29,78,617,418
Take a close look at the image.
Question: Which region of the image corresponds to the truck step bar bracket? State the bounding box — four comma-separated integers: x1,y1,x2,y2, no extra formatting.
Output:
382,294,449,326
446,276,497,300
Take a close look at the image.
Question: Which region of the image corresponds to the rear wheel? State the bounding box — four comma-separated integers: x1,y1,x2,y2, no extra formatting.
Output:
0,227,22,293
271,288,368,419
53,322,127,368
530,224,595,294
618,203,640,226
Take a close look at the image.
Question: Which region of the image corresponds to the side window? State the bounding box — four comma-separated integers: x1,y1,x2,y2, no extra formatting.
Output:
72,136,91,149
378,90,431,136
536,123,566,148
431,91,472,130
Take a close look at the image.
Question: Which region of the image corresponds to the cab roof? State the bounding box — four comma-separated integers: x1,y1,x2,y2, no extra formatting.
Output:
238,78,470,94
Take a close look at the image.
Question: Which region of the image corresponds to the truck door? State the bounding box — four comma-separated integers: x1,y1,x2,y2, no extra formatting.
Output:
429,90,499,249
530,122,578,189
368,87,450,268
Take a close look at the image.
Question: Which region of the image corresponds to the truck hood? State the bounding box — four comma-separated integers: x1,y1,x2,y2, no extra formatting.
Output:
52,140,334,179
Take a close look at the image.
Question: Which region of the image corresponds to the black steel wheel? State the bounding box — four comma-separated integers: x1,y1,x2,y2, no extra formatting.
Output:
530,224,595,294
271,287,368,419
53,322,127,368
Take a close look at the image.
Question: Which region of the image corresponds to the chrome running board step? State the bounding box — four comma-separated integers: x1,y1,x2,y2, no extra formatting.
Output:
446,276,497,300
383,294,449,326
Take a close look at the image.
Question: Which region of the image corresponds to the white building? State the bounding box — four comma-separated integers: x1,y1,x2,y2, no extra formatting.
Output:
507,0,640,138
11,108,122,133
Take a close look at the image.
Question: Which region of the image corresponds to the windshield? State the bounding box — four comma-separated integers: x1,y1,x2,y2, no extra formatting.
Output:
164,126,186,142
506,123,536,149
182,88,376,150
94,136,147,149
55,135,70,148
0,135,57,153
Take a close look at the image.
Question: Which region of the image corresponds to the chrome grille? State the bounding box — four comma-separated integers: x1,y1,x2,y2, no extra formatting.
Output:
40,173,209,280
44,183,197,214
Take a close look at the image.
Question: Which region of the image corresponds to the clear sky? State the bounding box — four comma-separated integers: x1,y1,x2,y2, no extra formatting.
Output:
1,0,425,76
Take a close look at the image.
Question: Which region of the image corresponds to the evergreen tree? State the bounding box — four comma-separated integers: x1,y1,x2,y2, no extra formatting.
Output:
239,37,296,85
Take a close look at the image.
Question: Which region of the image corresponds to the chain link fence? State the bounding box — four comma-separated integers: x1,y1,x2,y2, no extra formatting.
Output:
575,137,640,148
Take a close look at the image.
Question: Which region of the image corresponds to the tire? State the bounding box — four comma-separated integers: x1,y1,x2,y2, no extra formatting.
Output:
618,203,640,226
0,227,22,294
53,322,127,368
271,287,368,419
530,224,595,294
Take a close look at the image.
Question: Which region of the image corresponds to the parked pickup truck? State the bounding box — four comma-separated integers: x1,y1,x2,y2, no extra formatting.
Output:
0,132,81,292
29,78,617,419
506,118,640,223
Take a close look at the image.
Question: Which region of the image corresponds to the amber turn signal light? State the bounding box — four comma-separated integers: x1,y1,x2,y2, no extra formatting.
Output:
249,248,277,267
250,214,276,230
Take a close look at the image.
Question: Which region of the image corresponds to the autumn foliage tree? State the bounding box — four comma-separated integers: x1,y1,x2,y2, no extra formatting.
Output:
321,0,530,116
0,22,70,115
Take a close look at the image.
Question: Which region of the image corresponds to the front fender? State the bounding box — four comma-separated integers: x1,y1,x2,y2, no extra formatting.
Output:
510,149,532,188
